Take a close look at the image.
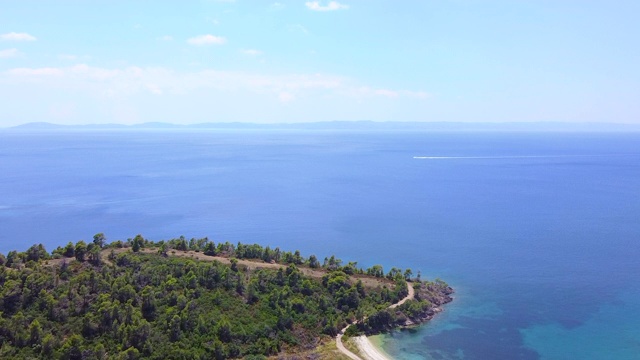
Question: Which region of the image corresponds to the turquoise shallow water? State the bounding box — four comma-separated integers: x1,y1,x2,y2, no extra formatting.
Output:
1,130,639,359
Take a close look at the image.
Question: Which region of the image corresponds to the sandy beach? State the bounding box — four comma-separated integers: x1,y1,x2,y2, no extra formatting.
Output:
353,336,392,360
336,283,414,359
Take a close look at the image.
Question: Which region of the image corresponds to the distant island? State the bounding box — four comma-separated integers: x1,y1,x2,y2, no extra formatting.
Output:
0,235,453,359
4,120,640,132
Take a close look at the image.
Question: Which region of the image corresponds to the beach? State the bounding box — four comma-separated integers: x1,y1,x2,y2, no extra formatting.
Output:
353,336,392,360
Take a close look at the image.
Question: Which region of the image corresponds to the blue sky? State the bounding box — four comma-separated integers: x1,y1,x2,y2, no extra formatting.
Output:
1,0,639,126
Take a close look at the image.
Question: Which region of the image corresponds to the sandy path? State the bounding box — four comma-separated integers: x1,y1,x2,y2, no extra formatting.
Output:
390,281,414,308
335,281,415,360
336,323,362,360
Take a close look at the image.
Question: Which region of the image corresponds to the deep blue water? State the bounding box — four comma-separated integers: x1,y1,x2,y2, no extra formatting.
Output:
1,130,639,359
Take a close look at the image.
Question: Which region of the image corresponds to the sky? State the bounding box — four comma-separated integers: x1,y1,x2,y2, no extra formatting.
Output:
0,0,639,126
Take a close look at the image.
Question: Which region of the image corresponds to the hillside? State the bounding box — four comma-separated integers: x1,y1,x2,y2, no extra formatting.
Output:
0,236,452,359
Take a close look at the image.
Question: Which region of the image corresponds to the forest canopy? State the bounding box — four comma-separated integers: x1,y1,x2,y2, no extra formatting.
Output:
0,235,451,359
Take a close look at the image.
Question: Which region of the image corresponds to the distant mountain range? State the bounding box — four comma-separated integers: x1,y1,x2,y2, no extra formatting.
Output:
5,121,640,131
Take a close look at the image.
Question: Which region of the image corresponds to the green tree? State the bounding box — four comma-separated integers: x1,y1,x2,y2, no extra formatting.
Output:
75,240,88,262
60,334,83,360
88,244,101,265
94,343,106,359
118,347,140,360
308,254,320,268
132,234,144,253
404,268,413,281
217,319,232,342
6,250,21,268
169,314,182,341
366,264,384,277
387,267,402,280
93,233,106,248
63,241,75,257
26,244,49,262
28,319,42,345
42,333,56,356
204,241,216,256
158,242,169,257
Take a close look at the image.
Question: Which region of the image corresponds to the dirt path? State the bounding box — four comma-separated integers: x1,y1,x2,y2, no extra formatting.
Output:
140,249,394,289
336,323,362,360
335,281,415,360
48,247,392,289
390,281,414,309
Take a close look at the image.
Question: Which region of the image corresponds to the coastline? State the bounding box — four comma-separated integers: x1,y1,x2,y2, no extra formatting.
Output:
341,280,454,360
354,335,392,360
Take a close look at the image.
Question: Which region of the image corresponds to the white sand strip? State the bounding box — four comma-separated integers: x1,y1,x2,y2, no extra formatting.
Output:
353,336,392,360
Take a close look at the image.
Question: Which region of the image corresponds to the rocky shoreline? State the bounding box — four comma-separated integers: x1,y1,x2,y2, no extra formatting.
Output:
347,280,454,337
395,280,454,328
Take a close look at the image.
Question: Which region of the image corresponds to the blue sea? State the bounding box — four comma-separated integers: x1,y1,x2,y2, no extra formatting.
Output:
1,129,639,359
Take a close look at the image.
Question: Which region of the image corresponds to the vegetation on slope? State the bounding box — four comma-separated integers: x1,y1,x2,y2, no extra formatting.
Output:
0,234,449,359
345,280,453,337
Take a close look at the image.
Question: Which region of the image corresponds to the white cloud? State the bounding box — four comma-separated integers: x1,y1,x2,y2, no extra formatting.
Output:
146,83,163,95
0,63,434,125
0,48,20,58
402,90,429,99
375,89,399,98
206,17,221,25
288,24,309,35
356,86,429,99
270,2,285,9
157,35,173,41
66,64,120,81
8,67,64,76
1,32,37,41
58,54,92,62
242,49,263,56
187,34,227,46
305,1,349,11
3,64,427,103
279,92,295,103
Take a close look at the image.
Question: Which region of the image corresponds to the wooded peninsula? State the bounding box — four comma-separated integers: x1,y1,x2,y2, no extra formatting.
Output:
0,234,453,359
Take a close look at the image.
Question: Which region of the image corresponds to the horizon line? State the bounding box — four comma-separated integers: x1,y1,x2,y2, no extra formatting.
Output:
4,120,640,130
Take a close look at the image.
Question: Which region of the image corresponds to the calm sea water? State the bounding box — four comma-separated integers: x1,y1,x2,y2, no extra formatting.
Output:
1,130,639,359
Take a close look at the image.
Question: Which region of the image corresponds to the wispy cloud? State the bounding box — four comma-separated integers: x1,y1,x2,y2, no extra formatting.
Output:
0,48,20,58
242,49,263,56
355,87,429,99
270,2,285,9
58,54,92,61
187,34,227,46
278,92,294,103
288,24,309,35
3,64,427,102
1,32,37,41
157,35,174,41
305,1,349,11
206,17,221,26
8,67,64,76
